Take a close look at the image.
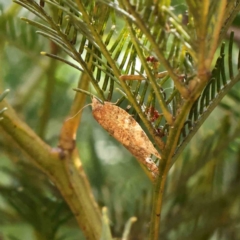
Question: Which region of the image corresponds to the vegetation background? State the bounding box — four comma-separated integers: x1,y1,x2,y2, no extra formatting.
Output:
1,0,240,240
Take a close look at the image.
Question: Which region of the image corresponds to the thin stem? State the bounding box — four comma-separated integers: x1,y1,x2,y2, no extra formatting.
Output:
120,0,189,98
20,3,105,100
58,62,91,150
197,0,209,74
75,0,165,150
162,6,190,42
75,0,121,78
149,66,214,239
218,1,240,44
41,52,83,72
172,71,240,166
149,99,195,240
120,71,168,81
38,59,57,139
0,99,102,240
206,0,226,69
127,24,173,127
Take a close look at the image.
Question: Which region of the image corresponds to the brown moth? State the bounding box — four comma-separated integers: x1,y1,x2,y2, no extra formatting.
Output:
92,98,161,178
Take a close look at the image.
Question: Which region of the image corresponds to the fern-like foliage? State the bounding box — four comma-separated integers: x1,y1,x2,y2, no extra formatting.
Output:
174,33,240,163
160,114,240,239
0,163,73,240
0,3,45,60
9,0,240,238
13,0,240,152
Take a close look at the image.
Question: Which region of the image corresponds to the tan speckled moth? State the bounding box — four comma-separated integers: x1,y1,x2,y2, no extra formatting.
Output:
92,98,160,178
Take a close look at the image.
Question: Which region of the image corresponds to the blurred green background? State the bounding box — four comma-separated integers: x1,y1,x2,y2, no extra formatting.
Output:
1,1,240,240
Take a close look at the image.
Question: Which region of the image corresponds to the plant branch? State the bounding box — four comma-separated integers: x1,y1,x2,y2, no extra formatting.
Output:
16,1,105,100
196,0,209,75
0,99,102,240
219,1,240,43
58,71,90,151
126,24,173,127
149,97,195,240
172,71,240,166
75,0,165,150
38,58,58,139
206,0,226,69
120,0,190,98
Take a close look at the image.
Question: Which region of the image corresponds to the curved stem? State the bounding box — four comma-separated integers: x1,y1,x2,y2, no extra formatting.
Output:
127,24,173,127
38,59,57,139
149,99,194,240
58,72,90,150
75,0,165,151
120,0,189,98
172,72,240,167
0,100,102,240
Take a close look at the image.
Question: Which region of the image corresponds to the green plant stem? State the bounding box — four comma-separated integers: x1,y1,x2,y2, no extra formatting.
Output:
75,0,165,150
58,72,91,150
16,1,105,100
162,6,190,42
219,1,240,46
38,59,57,139
120,0,190,99
0,100,102,240
127,24,173,127
206,0,226,69
71,73,89,117
149,99,195,240
150,69,215,239
196,1,209,75
172,71,240,166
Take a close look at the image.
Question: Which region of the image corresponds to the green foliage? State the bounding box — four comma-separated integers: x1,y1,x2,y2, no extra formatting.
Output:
1,0,240,240
160,114,240,239
174,38,240,162
10,0,240,150
0,163,72,240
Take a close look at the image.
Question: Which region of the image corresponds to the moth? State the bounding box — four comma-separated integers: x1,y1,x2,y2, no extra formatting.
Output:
92,98,161,178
